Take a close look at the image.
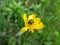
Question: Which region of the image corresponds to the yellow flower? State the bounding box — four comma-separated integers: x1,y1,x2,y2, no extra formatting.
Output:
21,13,44,33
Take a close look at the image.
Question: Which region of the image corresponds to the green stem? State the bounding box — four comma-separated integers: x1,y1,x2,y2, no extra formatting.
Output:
21,32,29,45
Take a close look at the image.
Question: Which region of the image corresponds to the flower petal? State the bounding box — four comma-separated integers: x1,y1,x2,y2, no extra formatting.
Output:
35,18,41,23
23,13,28,26
21,27,29,32
33,22,44,30
32,18,41,26
29,27,34,33
28,14,36,20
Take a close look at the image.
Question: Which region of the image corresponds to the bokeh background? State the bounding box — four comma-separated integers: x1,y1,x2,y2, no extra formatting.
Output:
0,0,60,45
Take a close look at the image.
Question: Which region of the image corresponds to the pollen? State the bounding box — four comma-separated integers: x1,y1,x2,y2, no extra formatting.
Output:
28,20,34,24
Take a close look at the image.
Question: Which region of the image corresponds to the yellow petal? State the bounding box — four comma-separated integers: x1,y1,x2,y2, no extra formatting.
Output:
29,27,34,33
31,29,34,33
36,18,41,20
21,27,28,32
23,13,28,26
33,22,44,30
30,25,35,33
28,14,36,20
38,22,44,30
35,18,41,23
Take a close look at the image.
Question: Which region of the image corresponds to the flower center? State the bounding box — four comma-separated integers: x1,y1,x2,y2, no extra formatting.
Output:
28,20,34,24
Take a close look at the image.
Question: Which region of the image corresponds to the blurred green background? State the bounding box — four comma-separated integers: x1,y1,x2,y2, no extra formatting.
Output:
0,0,60,45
